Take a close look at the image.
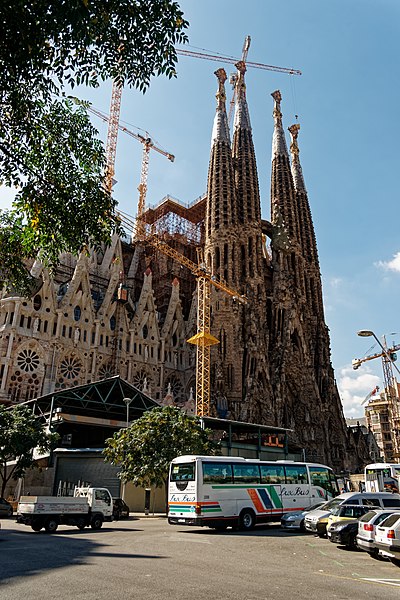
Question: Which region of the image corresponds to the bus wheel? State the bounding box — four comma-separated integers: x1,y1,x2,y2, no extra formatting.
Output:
239,509,256,531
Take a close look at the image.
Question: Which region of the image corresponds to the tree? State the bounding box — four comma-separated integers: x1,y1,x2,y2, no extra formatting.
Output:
0,1,188,293
103,406,220,507
0,404,59,498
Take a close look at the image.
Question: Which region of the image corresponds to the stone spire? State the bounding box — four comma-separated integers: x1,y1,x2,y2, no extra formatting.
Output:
270,91,299,244
205,68,238,285
288,122,323,315
231,61,264,286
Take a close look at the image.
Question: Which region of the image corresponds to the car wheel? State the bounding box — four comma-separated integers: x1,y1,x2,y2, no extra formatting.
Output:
45,519,58,533
91,516,103,530
317,532,325,538
114,510,121,521
239,509,256,531
299,519,306,532
390,557,400,568
369,551,387,561
6,507,13,518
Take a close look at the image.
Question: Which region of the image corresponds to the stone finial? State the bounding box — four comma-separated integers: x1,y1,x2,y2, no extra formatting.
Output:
288,123,306,192
215,68,227,110
288,123,300,158
271,90,283,125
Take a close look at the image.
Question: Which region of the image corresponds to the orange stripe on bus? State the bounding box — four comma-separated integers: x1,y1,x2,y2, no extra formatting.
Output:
247,488,267,513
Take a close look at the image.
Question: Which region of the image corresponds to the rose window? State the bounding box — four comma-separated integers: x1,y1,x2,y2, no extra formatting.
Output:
17,349,40,373
99,363,115,379
60,356,82,380
132,370,152,391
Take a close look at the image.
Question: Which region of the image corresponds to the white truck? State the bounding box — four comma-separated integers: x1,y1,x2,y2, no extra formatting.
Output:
16,487,113,532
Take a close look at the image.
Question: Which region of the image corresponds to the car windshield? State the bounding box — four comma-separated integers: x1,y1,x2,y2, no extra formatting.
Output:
304,502,326,512
318,497,344,511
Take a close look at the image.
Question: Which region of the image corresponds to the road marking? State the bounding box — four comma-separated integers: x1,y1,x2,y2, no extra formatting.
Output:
361,578,400,587
316,571,400,588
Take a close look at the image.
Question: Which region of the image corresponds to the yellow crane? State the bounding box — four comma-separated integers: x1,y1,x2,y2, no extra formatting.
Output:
118,211,247,417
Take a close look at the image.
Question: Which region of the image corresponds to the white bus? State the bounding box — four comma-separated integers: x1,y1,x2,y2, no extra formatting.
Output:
168,455,339,530
364,463,400,493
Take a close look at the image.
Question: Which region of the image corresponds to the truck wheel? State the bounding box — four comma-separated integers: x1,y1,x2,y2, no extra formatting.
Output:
76,518,86,530
239,509,256,531
45,519,58,533
91,516,103,530
31,521,43,532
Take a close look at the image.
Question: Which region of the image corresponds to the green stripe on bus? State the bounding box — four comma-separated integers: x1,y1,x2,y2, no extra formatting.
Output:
267,485,283,508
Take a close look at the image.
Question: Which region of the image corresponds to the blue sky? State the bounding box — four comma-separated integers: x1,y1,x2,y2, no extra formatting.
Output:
2,0,400,417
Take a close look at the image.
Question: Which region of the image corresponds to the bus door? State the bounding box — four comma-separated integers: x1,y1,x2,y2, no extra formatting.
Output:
259,464,285,516
280,464,310,512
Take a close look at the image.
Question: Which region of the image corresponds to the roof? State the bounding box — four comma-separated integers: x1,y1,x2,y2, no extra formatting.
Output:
20,376,159,423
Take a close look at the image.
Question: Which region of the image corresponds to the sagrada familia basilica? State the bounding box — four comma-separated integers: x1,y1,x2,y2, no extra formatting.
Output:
0,62,368,471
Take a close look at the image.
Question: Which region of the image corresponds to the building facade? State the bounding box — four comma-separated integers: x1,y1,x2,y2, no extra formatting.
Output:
0,64,370,472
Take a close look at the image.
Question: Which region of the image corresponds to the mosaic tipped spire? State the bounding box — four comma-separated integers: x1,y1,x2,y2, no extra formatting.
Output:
233,61,251,132
210,68,230,146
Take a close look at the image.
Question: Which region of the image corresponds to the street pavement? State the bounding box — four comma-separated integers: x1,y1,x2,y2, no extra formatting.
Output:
1,517,400,599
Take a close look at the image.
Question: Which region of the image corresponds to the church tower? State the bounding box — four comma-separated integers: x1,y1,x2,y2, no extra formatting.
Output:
268,92,350,468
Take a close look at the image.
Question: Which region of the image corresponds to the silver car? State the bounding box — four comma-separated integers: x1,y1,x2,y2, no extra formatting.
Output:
281,502,326,531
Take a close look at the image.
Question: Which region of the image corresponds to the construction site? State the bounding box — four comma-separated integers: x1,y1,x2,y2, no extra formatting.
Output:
0,39,374,473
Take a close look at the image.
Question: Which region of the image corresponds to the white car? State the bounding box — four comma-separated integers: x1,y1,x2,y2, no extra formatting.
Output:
373,513,400,567
357,509,400,559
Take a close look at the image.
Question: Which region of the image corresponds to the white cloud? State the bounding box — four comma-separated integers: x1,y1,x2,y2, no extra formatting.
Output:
375,251,400,273
337,365,380,418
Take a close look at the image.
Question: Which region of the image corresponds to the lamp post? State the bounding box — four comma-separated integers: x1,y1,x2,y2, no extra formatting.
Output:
123,397,133,428
121,397,133,502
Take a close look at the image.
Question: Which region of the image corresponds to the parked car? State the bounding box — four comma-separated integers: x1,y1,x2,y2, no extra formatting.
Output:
357,509,400,560
112,498,130,520
373,512,400,567
0,498,13,518
304,491,400,537
326,504,372,530
327,520,359,549
281,502,326,531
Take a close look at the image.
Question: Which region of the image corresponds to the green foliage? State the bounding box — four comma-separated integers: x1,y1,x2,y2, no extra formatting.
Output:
0,404,59,497
103,406,220,488
0,1,188,291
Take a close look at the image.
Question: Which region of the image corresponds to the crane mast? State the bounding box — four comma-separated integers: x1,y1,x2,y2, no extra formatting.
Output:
104,81,123,194
353,340,400,460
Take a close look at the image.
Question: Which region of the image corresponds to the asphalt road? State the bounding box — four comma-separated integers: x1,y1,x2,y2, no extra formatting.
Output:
1,517,400,599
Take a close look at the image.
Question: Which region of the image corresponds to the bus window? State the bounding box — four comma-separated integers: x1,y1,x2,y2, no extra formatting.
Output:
202,462,233,484
233,463,260,484
284,465,308,484
171,462,195,482
308,465,337,496
260,464,285,484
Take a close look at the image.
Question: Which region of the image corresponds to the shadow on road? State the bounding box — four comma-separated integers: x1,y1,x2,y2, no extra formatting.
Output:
176,523,316,538
0,525,166,583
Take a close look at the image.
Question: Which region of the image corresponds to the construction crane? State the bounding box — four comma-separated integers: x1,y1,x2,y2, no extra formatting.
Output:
176,46,302,76
118,210,247,417
104,81,123,195
353,339,400,460
227,35,252,122
88,103,175,231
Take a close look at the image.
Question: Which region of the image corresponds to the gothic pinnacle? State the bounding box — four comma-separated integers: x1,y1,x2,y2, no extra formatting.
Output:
288,123,306,192
234,61,251,131
271,90,288,158
211,68,230,146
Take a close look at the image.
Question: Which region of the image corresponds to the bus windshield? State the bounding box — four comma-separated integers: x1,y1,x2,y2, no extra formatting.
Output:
170,462,195,482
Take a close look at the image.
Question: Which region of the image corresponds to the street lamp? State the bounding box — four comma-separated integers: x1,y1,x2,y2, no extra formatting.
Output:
357,330,400,377
123,397,133,428
121,397,133,503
